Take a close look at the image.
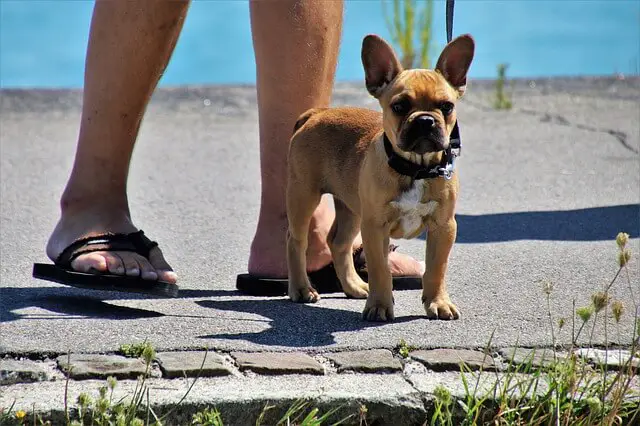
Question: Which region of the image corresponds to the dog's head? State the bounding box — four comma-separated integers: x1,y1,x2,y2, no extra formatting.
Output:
362,34,474,158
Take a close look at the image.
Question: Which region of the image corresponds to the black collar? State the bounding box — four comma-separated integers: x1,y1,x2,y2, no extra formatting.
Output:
383,122,461,181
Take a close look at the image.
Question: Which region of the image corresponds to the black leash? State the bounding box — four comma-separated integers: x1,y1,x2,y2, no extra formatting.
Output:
446,0,462,155
383,0,461,182
446,0,455,43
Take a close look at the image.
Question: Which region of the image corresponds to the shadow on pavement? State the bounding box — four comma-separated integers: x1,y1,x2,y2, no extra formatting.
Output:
196,298,425,347
424,204,639,243
0,286,237,322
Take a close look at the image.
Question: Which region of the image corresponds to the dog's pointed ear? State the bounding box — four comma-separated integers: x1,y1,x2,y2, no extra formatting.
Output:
435,34,475,96
362,35,403,98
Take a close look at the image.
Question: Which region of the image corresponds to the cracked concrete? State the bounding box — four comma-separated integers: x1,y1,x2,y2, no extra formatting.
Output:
518,108,638,154
463,78,640,155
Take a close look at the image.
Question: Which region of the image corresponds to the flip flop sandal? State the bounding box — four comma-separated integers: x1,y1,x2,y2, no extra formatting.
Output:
32,230,179,298
235,244,422,296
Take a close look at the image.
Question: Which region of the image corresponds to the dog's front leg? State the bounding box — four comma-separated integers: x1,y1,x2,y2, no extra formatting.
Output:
361,218,394,321
422,217,459,320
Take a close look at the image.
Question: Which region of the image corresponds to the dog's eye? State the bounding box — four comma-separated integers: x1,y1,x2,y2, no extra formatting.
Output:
391,99,411,115
440,102,454,116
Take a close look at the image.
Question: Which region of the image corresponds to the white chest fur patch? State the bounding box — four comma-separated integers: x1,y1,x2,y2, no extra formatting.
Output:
390,184,438,238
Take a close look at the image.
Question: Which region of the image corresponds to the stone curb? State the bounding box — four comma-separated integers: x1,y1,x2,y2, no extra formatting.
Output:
231,351,324,375
2,347,637,385
0,358,63,386
575,348,640,371
325,349,402,373
409,349,497,372
2,375,427,425
2,367,638,425
1,347,638,425
56,354,155,380
156,351,234,378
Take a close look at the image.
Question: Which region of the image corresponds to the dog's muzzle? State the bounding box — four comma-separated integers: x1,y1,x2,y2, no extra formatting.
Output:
399,113,447,154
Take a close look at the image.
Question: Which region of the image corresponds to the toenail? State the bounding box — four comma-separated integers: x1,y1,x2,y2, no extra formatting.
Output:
128,268,140,276
116,266,125,274
158,271,178,283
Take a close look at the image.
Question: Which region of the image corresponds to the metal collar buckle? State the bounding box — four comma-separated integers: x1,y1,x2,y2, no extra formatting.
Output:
437,158,455,180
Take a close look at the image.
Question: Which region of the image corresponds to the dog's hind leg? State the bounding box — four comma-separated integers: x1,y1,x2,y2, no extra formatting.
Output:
328,199,369,299
286,177,322,303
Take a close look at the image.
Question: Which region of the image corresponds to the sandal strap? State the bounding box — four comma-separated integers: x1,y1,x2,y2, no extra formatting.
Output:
55,230,158,268
353,244,399,273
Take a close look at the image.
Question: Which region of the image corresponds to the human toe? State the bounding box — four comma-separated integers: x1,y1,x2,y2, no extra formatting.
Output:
70,252,110,274
121,253,141,277
137,256,159,281
388,252,425,276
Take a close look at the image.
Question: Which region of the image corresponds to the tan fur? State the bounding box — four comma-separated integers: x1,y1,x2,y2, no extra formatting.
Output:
286,34,474,321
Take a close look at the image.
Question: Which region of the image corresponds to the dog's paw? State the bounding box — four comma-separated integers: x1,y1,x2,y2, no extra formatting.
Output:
423,296,459,320
362,299,394,322
343,279,369,299
288,285,320,303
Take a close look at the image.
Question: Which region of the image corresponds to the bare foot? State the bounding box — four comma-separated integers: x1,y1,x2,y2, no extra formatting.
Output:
46,202,177,284
248,198,425,278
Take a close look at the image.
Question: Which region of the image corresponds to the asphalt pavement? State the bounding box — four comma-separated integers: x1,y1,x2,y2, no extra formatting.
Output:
1,77,638,355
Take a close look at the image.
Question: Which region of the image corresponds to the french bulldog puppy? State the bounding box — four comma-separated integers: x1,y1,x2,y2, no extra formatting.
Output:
286,34,474,321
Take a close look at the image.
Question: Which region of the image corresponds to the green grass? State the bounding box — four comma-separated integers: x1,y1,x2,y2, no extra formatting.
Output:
190,400,351,426
395,338,417,358
382,1,515,112
119,341,154,358
493,63,513,110
382,0,434,69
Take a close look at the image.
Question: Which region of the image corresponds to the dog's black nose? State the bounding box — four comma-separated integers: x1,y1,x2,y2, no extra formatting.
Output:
416,114,435,128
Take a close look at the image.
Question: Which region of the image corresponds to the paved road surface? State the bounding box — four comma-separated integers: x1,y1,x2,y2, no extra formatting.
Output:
1,78,638,355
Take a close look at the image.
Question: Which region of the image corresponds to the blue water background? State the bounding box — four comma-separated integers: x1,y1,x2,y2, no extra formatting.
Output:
1,0,638,88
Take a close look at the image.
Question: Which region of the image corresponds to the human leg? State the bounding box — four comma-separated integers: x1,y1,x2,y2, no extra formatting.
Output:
45,0,190,283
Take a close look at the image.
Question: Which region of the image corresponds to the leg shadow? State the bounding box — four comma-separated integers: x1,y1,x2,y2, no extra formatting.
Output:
0,286,169,322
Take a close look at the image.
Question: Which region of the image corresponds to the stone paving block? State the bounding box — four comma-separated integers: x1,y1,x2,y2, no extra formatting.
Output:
410,349,496,372
156,351,233,378
0,359,59,385
499,347,565,369
0,373,427,426
575,348,639,371
56,354,148,380
324,349,402,373
231,352,324,375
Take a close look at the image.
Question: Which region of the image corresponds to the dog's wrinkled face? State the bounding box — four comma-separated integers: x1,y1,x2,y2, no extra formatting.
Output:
362,34,475,158
383,70,458,154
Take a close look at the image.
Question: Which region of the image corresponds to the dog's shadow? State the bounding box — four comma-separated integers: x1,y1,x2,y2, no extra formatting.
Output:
196,297,423,347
